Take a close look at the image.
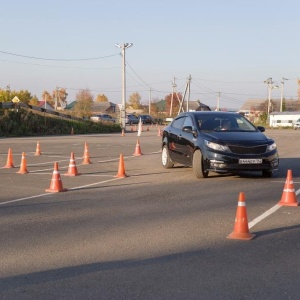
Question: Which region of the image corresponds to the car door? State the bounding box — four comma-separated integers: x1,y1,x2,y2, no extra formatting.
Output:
166,116,186,163
178,116,196,165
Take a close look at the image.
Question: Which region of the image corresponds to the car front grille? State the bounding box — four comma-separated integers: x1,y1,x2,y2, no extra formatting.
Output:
228,145,267,155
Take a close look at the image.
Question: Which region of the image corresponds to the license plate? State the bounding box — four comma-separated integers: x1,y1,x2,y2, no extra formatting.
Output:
239,158,262,164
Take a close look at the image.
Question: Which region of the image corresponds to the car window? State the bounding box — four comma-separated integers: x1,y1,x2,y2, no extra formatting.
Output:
196,114,257,132
183,116,193,128
171,116,185,129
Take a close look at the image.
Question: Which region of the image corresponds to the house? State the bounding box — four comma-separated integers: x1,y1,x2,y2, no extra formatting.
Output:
65,101,119,115
269,111,300,128
92,102,119,115
38,101,54,111
239,98,300,123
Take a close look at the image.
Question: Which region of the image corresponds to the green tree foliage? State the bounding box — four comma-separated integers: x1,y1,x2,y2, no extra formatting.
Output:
0,88,11,102
0,88,33,104
96,94,109,102
29,96,39,106
73,89,94,118
128,92,142,109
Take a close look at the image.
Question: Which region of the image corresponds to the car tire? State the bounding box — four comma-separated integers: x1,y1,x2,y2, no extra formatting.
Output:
162,145,174,169
193,150,209,178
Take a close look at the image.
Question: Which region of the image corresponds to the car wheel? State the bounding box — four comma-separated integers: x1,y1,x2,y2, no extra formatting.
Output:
162,145,174,169
262,170,273,178
193,150,209,178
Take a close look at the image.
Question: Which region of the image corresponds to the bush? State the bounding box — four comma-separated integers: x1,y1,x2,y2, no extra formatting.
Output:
0,108,121,137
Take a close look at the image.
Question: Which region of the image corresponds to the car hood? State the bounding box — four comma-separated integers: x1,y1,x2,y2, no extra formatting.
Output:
202,131,272,144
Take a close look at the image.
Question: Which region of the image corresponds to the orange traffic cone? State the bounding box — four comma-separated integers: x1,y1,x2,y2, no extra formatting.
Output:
34,141,42,156
146,126,149,131
157,127,162,136
17,152,29,174
82,142,92,164
278,169,299,206
64,152,80,176
227,192,255,240
45,162,67,193
114,154,128,178
133,140,142,156
121,128,125,136
4,148,15,168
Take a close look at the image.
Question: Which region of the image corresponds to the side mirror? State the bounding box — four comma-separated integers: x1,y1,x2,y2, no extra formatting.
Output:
257,126,265,132
183,126,198,137
183,126,193,133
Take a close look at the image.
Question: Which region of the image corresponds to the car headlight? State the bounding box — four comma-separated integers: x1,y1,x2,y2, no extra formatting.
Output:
267,142,277,152
205,140,230,152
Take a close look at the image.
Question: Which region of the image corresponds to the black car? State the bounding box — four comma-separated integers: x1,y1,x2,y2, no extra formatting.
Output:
161,111,279,178
139,114,155,124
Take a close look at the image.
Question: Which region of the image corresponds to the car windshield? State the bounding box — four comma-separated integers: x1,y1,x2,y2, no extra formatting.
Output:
196,114,257,132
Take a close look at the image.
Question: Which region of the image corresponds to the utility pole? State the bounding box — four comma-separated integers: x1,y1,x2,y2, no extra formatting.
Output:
6,85,10,102
280,77,288,112
178,75,192,114
115,43,133,129
149,88,152,115
216,92,221,111
169,77,176,116
54,87,58,110
264,77,273,117
186,75,192,112
264,77,278,119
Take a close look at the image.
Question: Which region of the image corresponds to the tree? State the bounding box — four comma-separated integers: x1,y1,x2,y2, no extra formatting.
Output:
11,90,32,104
73,89,94,118
0,88,33,104
165,92,182,117
96,94,109,102
42,90,54,106
0,88,11,102
29,96,39,106
128,92,142,109
52,88,68,109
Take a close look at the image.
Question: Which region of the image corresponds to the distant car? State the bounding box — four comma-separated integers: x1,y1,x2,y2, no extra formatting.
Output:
139,114,155,124
126,114,139,125
90,114,116,123
294,118,300,130
161,111,279,178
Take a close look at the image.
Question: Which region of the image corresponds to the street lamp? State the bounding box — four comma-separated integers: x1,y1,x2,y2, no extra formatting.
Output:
115,43,133,129
280,77,288,112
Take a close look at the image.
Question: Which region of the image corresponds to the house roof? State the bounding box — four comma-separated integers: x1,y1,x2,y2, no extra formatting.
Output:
38,101,54,108
65,101,119,113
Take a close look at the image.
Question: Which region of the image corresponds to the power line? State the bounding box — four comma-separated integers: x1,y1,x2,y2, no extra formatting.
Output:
0,58,120,70
0,50,119,61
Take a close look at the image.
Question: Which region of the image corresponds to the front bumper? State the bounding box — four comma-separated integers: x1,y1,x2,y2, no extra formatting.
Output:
203,149,279,173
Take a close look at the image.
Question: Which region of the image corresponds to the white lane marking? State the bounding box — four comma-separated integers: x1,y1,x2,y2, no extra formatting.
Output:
0,177,122,206
248,188,300,229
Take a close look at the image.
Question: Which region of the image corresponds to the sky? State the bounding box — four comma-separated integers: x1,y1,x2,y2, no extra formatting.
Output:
1,0,300,110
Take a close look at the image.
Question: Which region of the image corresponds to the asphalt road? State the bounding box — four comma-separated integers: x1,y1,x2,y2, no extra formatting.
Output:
0,128,299,300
